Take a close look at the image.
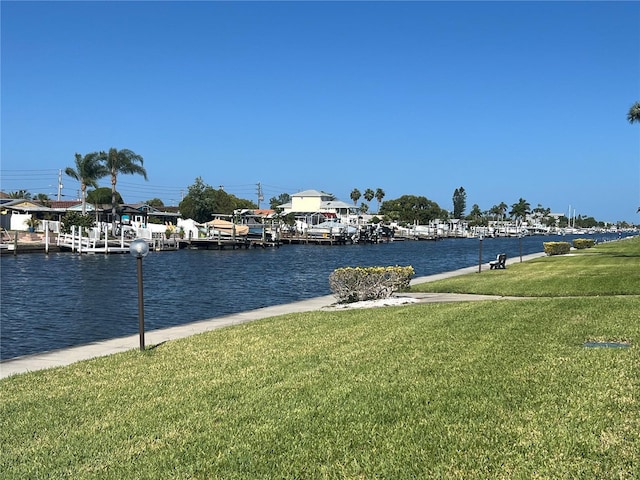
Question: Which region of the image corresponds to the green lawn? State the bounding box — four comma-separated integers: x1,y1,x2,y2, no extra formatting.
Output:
2,237,639,479
411,236,640,297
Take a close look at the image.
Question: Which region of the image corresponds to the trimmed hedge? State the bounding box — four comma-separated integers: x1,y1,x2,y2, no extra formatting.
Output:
329,265,414,303
573,238,595,249
543,241,571,256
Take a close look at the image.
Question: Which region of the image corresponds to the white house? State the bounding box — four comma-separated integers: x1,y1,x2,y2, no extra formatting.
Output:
277,190,356,220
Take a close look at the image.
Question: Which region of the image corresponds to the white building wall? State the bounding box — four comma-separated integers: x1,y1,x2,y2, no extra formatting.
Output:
291,196,323,212
10,213,32,231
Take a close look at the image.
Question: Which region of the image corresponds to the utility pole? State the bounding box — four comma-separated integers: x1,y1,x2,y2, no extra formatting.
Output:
257,182,263,209
57,169,63,201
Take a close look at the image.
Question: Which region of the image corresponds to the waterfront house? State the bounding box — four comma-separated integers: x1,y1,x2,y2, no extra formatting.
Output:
0,198,60,232
276,189,357,226
0,196,182,235
118,203,181,229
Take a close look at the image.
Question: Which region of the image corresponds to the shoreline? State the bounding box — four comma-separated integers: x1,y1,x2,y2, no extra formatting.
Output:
0,252,546,379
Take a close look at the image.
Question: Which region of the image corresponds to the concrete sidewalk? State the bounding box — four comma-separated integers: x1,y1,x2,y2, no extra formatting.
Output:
0,252,546,379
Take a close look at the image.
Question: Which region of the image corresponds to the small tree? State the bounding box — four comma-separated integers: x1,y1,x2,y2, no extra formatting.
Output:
24,216,41,231
87,187,122,205
60,211,95,234
179,177,216,223
146,198,164,208
270,193,291,210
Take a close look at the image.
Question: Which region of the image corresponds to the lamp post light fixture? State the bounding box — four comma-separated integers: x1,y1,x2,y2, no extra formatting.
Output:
478,233,484,273
519,232,523,263
129,239,150,351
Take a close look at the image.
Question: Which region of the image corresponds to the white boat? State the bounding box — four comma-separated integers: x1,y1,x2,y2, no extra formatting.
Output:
306,221,356,239
204,219,249,237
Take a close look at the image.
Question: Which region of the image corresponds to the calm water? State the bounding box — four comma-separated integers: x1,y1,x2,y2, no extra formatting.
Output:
0,234,629,360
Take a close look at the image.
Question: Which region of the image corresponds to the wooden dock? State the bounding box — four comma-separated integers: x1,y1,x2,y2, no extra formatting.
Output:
57,231,179,254
178,238,280,250
1,231,61,255
58,233,130,254
279,233,352,245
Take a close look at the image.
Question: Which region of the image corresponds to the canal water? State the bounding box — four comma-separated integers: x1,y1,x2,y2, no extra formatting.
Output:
0,233,628,360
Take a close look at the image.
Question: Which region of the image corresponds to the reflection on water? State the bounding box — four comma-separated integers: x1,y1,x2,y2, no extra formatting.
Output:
0,234,629,359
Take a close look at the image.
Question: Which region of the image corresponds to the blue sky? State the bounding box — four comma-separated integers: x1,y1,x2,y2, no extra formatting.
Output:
2,1,639,223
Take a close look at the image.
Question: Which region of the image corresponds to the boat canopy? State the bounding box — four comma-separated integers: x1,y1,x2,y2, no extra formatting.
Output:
205,219,250,235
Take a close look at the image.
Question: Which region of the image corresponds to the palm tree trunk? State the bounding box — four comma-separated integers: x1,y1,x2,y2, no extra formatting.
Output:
81,183,87,215
111,174,117,235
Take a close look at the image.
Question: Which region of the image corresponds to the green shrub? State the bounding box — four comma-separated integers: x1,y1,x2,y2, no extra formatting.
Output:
329,265,414,303
573,238,595,249
60,212,95,234
543,241,571,256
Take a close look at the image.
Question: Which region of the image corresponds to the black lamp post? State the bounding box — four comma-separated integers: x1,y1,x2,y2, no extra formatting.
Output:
519,232,523,262
129,239,150,351
478,233,484,273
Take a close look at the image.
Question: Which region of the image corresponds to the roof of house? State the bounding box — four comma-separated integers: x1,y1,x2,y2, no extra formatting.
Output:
292,189,333,198
321,200,354,210
0,199,56,212
50,200,83,209
276,198,355,211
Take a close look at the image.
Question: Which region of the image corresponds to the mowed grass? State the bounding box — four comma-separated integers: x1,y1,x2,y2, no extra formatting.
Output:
411,236,640,297
1,237,639,479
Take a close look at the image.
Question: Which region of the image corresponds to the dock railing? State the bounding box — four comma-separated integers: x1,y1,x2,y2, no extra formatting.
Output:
57,225,130,254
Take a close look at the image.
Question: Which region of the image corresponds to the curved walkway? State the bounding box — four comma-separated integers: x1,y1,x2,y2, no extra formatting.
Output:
0,252,546,379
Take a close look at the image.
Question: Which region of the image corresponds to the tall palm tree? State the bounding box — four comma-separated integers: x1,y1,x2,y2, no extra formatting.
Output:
350,188,361,206
629,102,640,212
627,101,640,124
498,202,508,222
375,188,385,213
363,188,375,213
363,188,375,203
509,198,531,226
65,152,107,214
104,148,147,233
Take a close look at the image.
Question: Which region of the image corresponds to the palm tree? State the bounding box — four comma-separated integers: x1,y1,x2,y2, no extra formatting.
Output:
65,152,107,214
629,103,640,212
363,188,375,203
498,202,508,220
7,190,31,200
350,188,361,206
509,198,531,226
489,204,502,222
34,193,51,207
375,188,385,213
104,148,147,233
627,101,640,124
